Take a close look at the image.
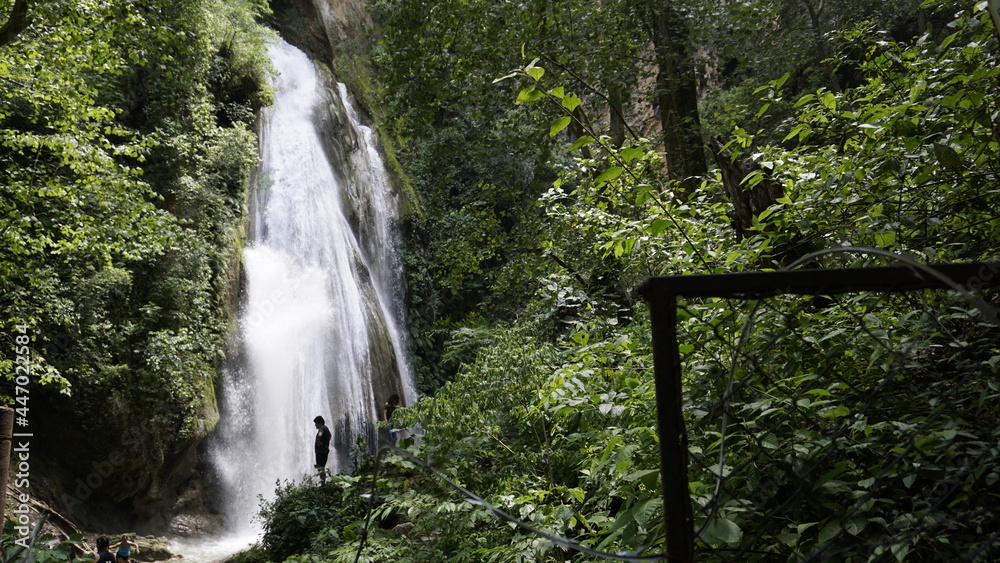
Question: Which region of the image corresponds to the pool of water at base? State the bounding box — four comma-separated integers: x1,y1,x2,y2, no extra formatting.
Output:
167,535,258,563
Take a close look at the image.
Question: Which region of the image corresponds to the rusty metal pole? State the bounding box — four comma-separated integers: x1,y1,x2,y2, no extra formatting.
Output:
647,292,694,562
1,406,13,530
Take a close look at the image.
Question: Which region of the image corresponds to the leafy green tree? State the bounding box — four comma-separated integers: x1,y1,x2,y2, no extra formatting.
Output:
696,0,926,139
1,0,272,524
370,0,670,391
1,0,172,390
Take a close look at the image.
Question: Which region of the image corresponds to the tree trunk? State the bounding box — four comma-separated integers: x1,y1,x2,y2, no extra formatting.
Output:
647,1,706,194
988,0,999,35
568,106,593,160
608,80,626,148
709,138,782,241
0,0,30,48
800,0,843,93
710,139,817,267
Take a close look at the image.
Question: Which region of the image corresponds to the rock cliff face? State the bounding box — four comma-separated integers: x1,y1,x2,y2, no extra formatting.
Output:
32,319,228,533
271,0,373,69
312,0,373,53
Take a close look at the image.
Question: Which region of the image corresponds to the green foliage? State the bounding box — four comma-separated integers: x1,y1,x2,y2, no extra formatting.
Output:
250,320,671,561
0,0,272,519
1,520,84,563
225,546,269,563
674,285,1000,559
259,475,368,562
721,0,1000,267
534,318,665,555
371,0,661,393
696,0,926,139
396,117,552,393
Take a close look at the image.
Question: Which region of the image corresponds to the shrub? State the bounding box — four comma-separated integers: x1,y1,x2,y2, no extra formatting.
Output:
259,475,367,562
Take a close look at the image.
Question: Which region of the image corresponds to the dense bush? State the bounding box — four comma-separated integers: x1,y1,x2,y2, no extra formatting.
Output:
259,475,369,562
1,520,83,563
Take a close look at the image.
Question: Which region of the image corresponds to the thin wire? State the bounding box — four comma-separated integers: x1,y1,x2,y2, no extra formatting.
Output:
694,298,764,542
354,444,665,562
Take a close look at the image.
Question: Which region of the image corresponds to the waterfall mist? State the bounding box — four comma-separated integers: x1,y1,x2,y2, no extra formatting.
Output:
210,38,415,538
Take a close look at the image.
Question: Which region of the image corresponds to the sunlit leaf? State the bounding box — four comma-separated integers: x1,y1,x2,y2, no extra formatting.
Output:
549,116,571,137
562,93,581,112
516,86,544,104
595,166,623,184
568,135,594,152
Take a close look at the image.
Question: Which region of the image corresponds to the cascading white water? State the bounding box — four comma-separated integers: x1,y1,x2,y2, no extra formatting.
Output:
210,38,415,539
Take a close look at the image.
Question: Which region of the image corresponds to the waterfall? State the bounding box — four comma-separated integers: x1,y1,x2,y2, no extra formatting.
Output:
210,38,415,537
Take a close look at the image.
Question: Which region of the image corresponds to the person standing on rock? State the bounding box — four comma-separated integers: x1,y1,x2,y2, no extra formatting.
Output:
112,536,139,563
383,393,401,446
93,536,116,563
313,415,332,484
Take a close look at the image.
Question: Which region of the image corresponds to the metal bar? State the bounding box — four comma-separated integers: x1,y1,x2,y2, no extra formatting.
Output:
648,293,694,562
637,262,1000,299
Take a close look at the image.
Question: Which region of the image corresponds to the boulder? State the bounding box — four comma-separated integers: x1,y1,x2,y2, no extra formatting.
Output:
166,513,222,537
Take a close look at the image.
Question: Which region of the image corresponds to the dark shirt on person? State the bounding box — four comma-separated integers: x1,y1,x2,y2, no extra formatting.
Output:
316,424,331,451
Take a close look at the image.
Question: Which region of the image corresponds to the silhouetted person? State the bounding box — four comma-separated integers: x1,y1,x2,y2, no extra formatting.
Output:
93,536,115,563
313,415,332,484
383,393,400,445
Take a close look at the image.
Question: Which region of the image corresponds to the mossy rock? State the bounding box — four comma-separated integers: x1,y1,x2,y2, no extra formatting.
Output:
134,535,177,561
